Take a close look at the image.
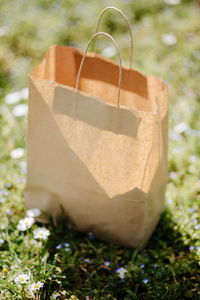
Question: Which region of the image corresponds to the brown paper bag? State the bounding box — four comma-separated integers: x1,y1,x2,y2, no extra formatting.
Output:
24,30,168,248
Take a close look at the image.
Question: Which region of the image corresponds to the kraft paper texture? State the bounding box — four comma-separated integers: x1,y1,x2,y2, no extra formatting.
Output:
24,45,168,248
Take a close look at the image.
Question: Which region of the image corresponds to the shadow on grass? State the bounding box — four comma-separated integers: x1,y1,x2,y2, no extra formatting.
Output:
148,208,186,252
36,206,200,300
46,206,187,257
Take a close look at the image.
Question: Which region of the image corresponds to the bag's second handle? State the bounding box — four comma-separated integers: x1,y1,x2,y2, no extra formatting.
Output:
94,6,133,69
75,32,122,108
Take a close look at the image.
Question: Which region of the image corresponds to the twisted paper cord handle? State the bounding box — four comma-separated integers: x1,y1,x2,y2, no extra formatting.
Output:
75,32,122,108
94,6,133,69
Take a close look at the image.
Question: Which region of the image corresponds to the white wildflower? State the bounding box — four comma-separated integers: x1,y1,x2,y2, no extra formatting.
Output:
174,122,190,134
13,104,28,117
116,267,128,280
5,88,28,105
30,281,44,292
26,208,41,218
164,0,180,5
14,273,29,284
10,148,24,159
102,46,116,58
17,217,34,231
162,33,177,46
0,238,4,244
33,228,50,240
5,91,21,104
17,223,27,232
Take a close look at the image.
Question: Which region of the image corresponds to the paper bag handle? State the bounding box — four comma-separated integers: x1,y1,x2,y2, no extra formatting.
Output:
75,32,122,108
94,6,133,69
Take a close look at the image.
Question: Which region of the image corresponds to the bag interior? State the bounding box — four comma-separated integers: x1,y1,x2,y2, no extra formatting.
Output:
31,45,167,113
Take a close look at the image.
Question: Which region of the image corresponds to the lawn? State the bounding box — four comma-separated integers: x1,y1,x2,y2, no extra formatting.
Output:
0,0,200,299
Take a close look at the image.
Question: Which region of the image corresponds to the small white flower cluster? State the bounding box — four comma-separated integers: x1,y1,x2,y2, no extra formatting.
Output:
17,217,35,231
5,89,28,117
14,273,43,294
10,148,24,159
26,208,41,218
102,46,116,58
162,33,177,46
14,273,30,284
33,228,50,240
174,122,191,135
17,208,50,240
5,88,28,105
17,208,40,231
13,104,28,117
30,281,44,292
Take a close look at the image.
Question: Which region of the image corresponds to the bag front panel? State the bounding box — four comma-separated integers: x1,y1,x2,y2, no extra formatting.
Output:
25,46,168,247
25,75,158,247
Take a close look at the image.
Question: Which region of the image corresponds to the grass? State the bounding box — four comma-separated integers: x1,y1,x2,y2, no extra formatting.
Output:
0,0,200,299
